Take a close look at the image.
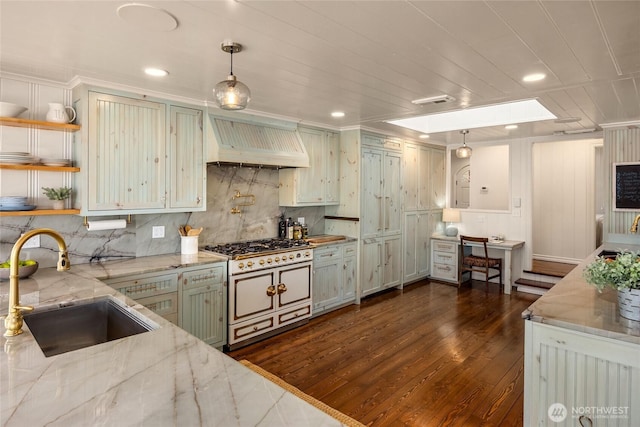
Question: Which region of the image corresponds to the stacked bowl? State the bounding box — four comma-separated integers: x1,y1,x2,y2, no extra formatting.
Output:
0,196,36,211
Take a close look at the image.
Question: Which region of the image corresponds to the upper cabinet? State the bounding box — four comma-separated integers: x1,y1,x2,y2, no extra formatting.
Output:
279,126,339,206
404,143,446,211
72,87,205,215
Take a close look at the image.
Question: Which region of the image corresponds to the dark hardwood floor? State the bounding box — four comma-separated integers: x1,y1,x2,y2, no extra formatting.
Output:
229,280,539,426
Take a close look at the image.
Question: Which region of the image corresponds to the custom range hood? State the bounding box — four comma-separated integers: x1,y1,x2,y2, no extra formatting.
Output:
206,114,309,168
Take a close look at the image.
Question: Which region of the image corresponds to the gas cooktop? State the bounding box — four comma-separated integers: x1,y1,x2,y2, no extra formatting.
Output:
203,238,310,258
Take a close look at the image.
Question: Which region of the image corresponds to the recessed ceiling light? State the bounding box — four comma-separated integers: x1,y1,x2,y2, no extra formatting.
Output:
522,73,546,82
145,67,169,77
387,99,556,134
419,134,430,139
505,124,518,130
331,111,345,118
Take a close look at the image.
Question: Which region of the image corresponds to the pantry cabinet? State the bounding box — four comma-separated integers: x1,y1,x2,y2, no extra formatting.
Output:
361,235,402,297
72,86,205,215
279,126,339,206
180,265,227,349
403,212,432,283
312,241,357,315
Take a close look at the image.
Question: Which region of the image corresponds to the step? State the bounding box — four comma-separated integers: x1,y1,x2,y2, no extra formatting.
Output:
515,278,555,296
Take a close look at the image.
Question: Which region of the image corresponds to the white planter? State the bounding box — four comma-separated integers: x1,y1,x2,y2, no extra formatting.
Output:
52,200,65,210
617,288,640,321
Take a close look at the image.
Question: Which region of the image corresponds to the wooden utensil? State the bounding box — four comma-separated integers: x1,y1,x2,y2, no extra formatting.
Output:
187,227,202,236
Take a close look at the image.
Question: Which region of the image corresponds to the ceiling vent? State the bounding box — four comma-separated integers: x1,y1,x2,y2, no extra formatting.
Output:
411,94,456,105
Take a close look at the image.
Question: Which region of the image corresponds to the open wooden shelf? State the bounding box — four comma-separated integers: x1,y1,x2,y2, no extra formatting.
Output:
0,117,80,131
0,164,79,172
0,208,80,217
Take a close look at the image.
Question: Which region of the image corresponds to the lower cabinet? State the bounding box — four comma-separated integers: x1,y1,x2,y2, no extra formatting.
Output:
180,265,227,349
361,235,402,297
104,262,227,349
312,242,357,316
105,271,179,325
524,321,640,426
430,238,458,284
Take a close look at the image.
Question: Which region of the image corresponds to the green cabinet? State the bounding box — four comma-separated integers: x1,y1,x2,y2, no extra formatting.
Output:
104,271,179,325
73,87,205,215
180,265,227,348
312,242,357,316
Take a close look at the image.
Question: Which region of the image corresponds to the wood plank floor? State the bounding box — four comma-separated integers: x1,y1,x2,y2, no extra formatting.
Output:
229,280,540,426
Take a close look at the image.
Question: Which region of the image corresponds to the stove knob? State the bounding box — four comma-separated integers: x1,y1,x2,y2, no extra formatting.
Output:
305,251,311,257
247,261,254,267
275,256,280,262
289,254,294,260
267,258,272,264
238,262,244,269
260,259,265,265
296,253,301,258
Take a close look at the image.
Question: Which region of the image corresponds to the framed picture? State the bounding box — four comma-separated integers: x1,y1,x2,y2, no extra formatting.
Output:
613,162,640,211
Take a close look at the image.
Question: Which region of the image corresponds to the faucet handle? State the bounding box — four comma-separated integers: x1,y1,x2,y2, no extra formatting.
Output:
15,305,34,312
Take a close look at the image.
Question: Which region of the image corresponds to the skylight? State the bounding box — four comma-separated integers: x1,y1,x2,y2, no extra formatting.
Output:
386,99,556,134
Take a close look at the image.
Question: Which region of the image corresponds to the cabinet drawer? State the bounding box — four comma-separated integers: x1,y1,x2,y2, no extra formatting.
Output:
433,263,457,280
136,292,178,320
231,316,275,343
314,246,341,264
278,304,311,325
182,266,225,289
109,272,179,299
343,243,357,257
433,240,456,253
434,251,456,265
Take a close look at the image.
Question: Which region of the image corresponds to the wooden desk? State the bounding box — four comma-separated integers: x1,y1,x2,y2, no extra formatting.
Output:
430,234,525,294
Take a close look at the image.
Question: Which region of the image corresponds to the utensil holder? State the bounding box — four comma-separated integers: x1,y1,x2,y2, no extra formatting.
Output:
181,236,199,255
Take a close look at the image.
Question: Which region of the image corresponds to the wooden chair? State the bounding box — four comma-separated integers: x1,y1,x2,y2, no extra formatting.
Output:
459,235,503,292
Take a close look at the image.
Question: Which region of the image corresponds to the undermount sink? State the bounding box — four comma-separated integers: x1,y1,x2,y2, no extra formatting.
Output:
598,250,621,259
23,296,157,357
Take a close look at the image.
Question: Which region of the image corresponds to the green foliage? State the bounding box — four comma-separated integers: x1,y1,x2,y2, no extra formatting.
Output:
41,186,72,200
583,251,640,292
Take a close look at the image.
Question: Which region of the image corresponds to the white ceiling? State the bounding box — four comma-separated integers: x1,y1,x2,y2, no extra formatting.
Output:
1,1,639,144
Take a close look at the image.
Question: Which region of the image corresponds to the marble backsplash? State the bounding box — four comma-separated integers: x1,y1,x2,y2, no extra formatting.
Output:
0,164,325,268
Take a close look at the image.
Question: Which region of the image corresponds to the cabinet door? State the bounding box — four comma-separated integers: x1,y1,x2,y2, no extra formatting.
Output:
342,253,357,301
313,248,341,313
416,213,431,277
361,238,382,296
325,131,340,204
361,149,383,239
297,127,325,203
88,92,166,210
403,144,419,211
384,151,403,235
429,149,446,209
181,267,226,347
417,147,431,210
169,106,204,209
383,234,402,288
403,212,419,282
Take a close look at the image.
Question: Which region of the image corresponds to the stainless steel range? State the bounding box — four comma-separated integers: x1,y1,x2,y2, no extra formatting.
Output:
203,238,313,350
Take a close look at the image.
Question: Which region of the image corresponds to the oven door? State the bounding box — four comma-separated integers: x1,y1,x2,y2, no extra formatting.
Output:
230,269,276,324
277,262,312,308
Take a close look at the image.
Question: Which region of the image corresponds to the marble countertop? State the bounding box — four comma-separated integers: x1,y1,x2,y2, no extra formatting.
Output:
524,242,640,345
0,252,347,426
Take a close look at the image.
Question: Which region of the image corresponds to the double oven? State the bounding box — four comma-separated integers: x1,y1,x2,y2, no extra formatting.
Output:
204,239,313,350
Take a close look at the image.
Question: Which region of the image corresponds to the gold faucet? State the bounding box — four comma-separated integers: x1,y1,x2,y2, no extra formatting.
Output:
631,215,640,233
3,228,70,337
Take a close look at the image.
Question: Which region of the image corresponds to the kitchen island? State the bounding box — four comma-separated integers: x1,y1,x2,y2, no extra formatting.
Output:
523,242,640,426
0,253,349,426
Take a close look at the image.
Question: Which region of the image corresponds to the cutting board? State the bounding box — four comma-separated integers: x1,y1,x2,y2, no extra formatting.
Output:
305,235,347,244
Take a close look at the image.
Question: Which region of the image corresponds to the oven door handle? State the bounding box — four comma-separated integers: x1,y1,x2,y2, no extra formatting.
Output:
277,283,287,294
266,285,277,297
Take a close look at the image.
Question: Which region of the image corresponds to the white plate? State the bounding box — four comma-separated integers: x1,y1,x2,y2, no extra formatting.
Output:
0,158,34,164
42,162,70,167
0,152,30,156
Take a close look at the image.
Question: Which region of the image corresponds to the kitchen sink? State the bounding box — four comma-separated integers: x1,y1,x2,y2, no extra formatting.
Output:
23,296,157,357
598,250,621,259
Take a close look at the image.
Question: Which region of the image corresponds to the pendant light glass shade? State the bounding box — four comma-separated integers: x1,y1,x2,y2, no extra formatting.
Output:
456,129,472,158
214,41,251,110
214,75,251,110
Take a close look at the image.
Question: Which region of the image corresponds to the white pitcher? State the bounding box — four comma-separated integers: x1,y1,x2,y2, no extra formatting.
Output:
46,103,76,124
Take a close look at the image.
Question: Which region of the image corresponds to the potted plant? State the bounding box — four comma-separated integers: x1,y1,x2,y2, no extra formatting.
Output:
583,250,640,321
42,186,72,210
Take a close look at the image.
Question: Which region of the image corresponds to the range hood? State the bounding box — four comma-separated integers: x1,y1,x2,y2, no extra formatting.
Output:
206,115,309,168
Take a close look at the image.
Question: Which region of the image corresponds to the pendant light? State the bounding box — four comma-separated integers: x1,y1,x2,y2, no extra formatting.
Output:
456,129,472,158
214,41,251,110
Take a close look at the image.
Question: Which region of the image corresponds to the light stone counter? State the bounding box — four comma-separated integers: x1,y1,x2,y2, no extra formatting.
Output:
0,252,347,426
524,242,640,345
